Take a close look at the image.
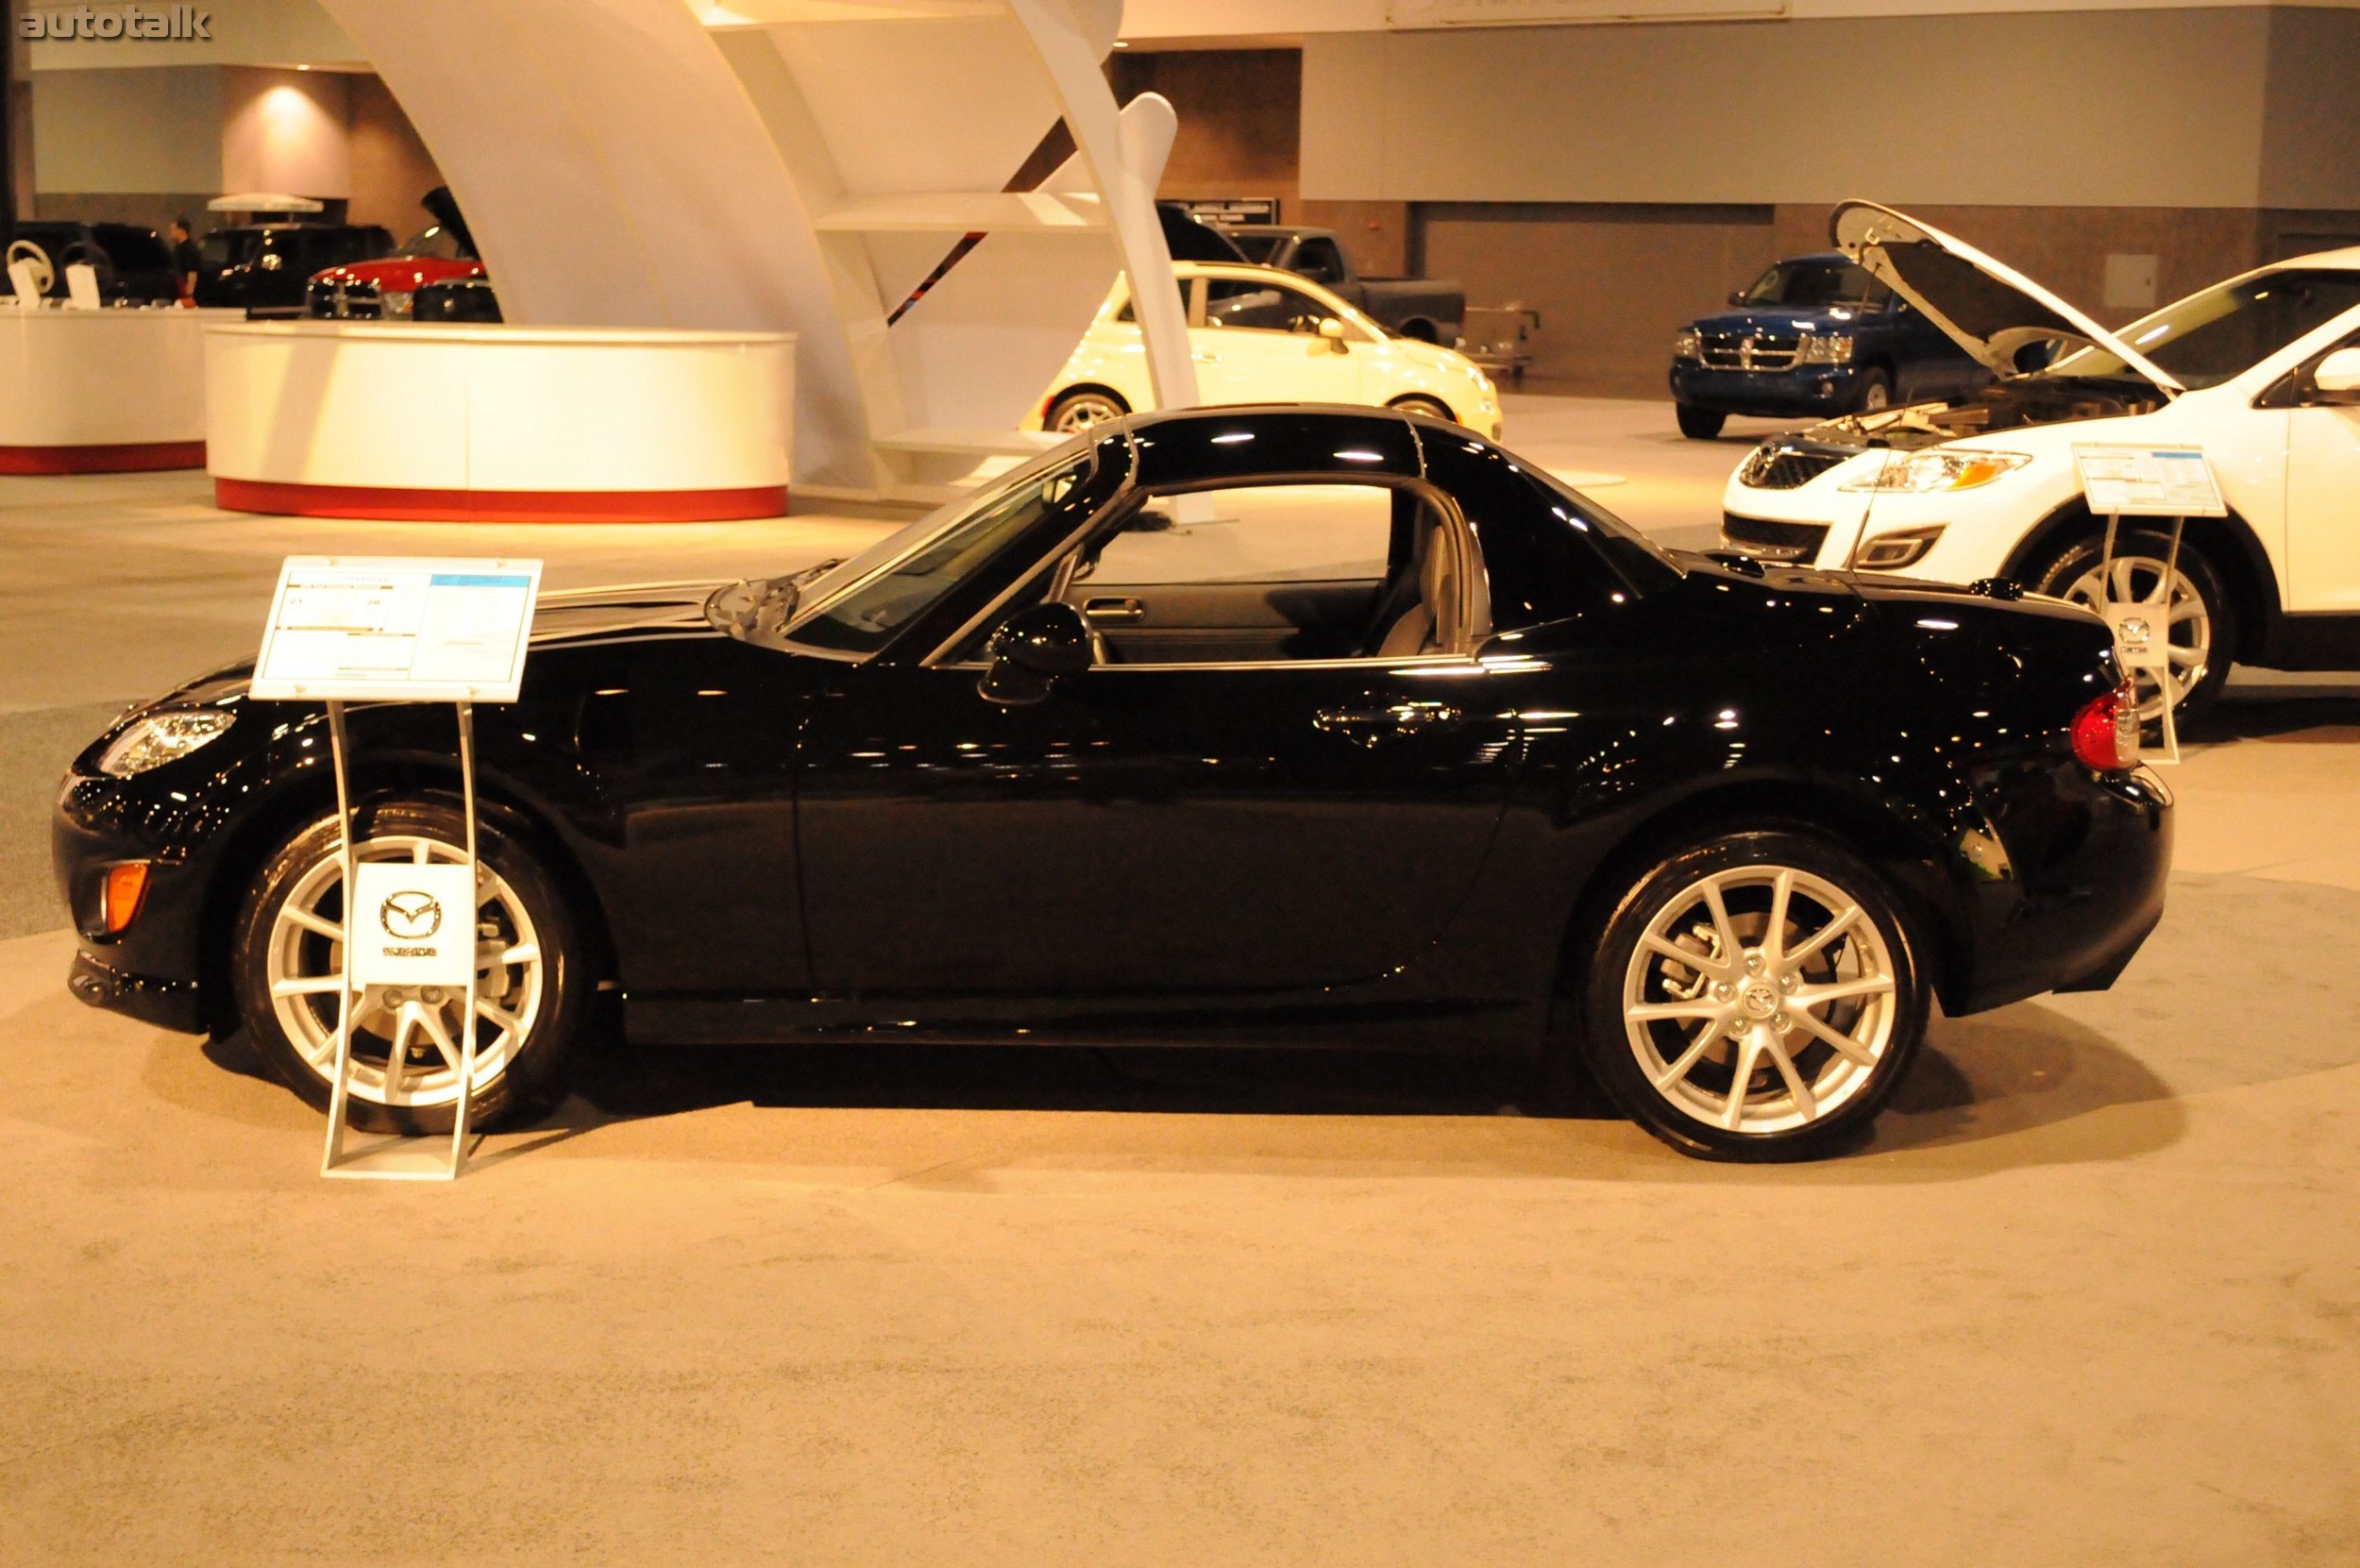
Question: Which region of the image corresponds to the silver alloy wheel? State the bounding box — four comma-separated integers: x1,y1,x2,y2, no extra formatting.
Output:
2059,554,2211,720
1048,392,1126,435
1861,379,1890,412
263,834,544,1109
1621,865,1896,1136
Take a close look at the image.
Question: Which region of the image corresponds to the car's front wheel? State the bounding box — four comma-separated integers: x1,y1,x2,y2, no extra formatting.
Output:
1581,831,1930,1161
232,800,591,1134
1676,404,1726,440
2032,529,2234,723
1387,394,1457,424
1853,368,1892,413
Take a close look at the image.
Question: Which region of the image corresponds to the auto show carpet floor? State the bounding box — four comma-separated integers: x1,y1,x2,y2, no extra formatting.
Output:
1,405,2354,1566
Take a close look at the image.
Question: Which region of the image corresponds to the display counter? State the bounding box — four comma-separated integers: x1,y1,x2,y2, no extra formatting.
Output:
0,306,236,473
205,322,796,522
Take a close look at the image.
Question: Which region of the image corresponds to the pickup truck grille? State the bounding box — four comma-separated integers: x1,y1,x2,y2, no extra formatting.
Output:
1721,514,1829,564
1738,439,1850,491
1699,331,1799,371
307,278,380,319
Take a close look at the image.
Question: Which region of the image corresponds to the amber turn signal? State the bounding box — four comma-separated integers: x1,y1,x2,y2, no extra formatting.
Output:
101,862,150,934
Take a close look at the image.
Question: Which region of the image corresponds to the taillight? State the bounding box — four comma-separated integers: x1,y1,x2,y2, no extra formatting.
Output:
2069,683,2141,771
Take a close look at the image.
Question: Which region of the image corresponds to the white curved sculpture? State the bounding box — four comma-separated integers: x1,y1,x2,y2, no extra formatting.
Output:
314,0,1191,505
0,308,237,473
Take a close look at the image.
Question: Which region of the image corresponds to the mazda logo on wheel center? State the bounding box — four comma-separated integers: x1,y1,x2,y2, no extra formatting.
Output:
379,890,443,941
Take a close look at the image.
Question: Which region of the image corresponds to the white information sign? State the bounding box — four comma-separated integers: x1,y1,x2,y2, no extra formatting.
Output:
2072,444,2227,518
348,862,478,988
251,557,543,702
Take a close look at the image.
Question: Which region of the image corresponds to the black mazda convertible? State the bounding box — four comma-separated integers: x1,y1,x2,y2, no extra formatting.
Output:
54,406,2170,1159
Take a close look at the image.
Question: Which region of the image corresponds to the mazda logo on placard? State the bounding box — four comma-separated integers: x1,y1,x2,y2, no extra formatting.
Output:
379,890,444,941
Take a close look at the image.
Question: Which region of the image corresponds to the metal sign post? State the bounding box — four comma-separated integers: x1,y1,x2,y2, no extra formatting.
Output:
2071,445,2228,767
253,557,541,1181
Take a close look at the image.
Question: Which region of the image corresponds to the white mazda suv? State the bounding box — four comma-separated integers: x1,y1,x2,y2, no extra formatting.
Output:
1722,201,2360,720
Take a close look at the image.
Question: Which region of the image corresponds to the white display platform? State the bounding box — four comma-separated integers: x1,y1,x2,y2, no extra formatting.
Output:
0,305,240,473
205,321,796,522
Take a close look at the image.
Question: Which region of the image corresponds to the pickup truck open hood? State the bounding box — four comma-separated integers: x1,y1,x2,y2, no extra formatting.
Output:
1830,201,2183,396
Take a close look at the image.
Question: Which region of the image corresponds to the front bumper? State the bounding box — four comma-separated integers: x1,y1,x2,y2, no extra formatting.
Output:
68,950,207,1032
1671,362,1866,415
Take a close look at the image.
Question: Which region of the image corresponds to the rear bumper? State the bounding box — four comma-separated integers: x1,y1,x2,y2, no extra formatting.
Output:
1948,766,2173,1015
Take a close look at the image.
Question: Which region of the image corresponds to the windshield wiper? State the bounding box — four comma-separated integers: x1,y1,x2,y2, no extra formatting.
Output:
705,559,841,645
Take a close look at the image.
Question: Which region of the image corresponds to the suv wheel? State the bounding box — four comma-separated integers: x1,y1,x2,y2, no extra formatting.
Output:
1676,404,1726,440
2032,530,2234,724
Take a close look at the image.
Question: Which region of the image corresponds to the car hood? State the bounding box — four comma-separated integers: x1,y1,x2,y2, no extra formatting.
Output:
1831,200,2183,396
1687,306,1874,337
1386,334,1485,379
312,258,485,288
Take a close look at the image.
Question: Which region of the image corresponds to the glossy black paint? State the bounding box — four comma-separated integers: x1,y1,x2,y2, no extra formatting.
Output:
55,406,2170,1056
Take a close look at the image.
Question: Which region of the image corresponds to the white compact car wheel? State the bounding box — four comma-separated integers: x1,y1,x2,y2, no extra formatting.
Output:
1045,389,1130,435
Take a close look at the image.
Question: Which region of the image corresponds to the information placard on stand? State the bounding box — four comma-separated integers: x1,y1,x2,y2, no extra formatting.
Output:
255,557,542,1181
2070,445,2225,766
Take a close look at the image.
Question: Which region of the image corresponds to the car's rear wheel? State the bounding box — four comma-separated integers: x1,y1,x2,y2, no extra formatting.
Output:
232,800,590,1135
2032,529,2233,724
1676,404,1726,440
1044,388,1130,435
1388,394,1457,424
1581,831,1929,1161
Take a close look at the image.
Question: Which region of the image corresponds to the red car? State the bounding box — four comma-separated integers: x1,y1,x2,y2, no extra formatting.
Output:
305,187,483,320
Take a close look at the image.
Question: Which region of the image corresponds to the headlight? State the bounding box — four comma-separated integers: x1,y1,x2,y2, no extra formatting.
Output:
1673,328,1700,361
379,289,414,320
1795,333,1854,364
1841,449,2031,494
96,710,234,777
1850,524,1947,570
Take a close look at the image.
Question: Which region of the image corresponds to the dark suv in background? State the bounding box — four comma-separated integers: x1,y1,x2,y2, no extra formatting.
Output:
0,221,180,304
1668,251,1985,438
194,223,393,317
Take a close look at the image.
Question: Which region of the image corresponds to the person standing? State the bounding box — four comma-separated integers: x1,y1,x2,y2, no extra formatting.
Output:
169,218,199,301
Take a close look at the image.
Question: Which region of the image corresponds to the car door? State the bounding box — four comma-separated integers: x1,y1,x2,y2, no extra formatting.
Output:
1192,275,1367,406
2284,333,2360,611
793,476,1520,1000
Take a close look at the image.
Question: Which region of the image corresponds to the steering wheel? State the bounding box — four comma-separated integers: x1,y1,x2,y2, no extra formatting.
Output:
58,240,116,295
6,239,54,296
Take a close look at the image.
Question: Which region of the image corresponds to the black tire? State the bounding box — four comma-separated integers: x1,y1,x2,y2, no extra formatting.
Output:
1044,387,1130,435
1676,404,1726,440
2030,528,2235,725
232,799,592,1134
1397,319,1440,344
1579,830,1930,1162
1388,394,1457,425
1853,367,1893,413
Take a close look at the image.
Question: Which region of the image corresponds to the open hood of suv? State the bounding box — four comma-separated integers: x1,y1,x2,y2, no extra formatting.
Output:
1831,201,2183,396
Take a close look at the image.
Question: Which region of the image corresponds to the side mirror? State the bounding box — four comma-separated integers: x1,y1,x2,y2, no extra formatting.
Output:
1728,291,1746,307
1318,317,1349,354
2311,346,2360,405
979,602,1092,706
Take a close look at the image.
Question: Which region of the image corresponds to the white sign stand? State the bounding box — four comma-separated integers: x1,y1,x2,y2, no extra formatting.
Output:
2071,445,2228,767
253,557,542,1181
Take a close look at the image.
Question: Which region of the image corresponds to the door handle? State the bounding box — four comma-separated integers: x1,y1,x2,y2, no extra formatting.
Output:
1083,596,1146,623
1314,700,1462,746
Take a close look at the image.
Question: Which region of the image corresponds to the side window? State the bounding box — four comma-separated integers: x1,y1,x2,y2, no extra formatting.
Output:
1203,278,1343,335
1115,277,1192,325
1293,238,1346,285
1085,483,1397,586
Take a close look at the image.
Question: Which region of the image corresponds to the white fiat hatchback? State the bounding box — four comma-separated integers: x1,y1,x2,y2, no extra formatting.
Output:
1030,261,1504,441
1721,201,2360,719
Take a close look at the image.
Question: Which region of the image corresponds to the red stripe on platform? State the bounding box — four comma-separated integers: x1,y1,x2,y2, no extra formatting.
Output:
212,479,790,524
0,441,207,475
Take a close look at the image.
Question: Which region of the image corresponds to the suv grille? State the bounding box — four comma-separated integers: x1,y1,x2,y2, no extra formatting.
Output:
1737,439,1849,491
1721,514,1829,565
1700,331,1799,371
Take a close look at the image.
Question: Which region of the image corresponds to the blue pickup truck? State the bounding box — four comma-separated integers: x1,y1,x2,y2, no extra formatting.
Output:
1668,252,1987,438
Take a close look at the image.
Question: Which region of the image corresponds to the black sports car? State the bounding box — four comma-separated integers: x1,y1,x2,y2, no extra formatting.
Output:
54,406,2171,1160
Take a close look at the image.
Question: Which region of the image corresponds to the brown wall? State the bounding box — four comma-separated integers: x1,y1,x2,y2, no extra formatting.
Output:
346,74,442,237
1112,48,1300,210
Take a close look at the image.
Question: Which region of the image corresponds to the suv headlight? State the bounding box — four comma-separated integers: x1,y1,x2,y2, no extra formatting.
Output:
379,288,414,320
1673,328,1701,361
1841,449,2031,494
96,709,234,777
1795,333,1854,364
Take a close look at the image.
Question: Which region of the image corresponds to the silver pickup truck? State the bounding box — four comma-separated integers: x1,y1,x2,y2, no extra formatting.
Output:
1219,225,1465,346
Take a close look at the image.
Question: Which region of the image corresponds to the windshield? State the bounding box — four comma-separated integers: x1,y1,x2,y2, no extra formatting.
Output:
199,230,261,269
776,442,1096,655
1738,259,1890,310
2047,268,2360,390
1228,233,1283,264
396,224,465,261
